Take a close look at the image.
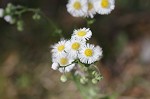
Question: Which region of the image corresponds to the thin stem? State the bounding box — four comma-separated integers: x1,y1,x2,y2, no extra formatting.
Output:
85,18,96,28
92,64,101,74
39,11,64,38
14,5,63,37
72,74,89,99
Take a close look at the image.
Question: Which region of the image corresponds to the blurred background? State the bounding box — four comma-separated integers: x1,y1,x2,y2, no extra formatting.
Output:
0,0,150,99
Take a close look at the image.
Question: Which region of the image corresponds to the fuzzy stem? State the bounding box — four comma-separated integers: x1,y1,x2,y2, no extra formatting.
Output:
72,74,90,99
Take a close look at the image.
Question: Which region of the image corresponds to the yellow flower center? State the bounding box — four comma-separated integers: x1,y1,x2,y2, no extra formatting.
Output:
88,2,93,11
77,31,86,37
73,1,81,10
72,42,80,50
84,49,93,57
57,45,65,52
60,58,68,66
101,0,109,8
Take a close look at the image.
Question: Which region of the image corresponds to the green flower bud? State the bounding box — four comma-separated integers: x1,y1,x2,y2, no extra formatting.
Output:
32,14,41,20
80,78,86,84
7,3,13,8
10,18,16,24
95,76,103,81
92,71,97,76
5,3,14,14
80,77,88,84
60,75,67,83
92,79,98,84
5,7,11,14
17,20,24,31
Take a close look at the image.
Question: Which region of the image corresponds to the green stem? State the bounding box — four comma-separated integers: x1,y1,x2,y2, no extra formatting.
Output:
39,11,64,38
14,5,63,37
72,74,89,99
85,18,96,28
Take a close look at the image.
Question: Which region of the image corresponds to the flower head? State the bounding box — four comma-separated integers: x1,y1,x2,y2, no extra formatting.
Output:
51,52,75,73
94,0,115,15
67,0,88,17
51,39,67,57
86,0,96,18
53,53,75,73
65,38,85,59
78,43,103,64
56,53,74,67
72,27,92,41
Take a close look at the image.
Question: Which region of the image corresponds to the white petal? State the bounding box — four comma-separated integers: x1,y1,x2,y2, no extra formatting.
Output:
51,63,59,70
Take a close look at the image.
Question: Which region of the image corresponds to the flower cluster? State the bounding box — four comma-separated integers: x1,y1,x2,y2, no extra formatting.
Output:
67,0,115,18
0,3,41,31
51,28,103,83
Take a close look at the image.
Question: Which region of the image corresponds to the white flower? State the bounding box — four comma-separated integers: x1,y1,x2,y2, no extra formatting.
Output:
51,40,67,57
78,43,102,64
56,53,74,67
72,28,92,41
86,0,96,18
51,63,59,70
0,8,4,18
4,15,14,24
51,53,75,73
65,38,85,59
67,0,88,17
94,0,115,15
53,53,75,73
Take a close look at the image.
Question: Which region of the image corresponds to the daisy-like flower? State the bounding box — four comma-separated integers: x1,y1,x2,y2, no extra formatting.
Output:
0,8,4,18
94,0,115,15
86,0,96,18
78,43,102,64
55,54,75,73
66,0,88,17
56,54,74,67
72,28,92,41
65,38,85,59
51,39,67,57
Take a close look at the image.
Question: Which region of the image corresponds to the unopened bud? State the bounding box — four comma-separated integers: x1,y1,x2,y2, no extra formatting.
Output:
17,20,24,31
60,75,67,83
92,79,98,84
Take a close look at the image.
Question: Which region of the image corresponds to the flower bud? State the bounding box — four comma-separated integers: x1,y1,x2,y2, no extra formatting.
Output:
92,79,98,84
60,75,67,83
32,14,41,20
80,77,88,84
17,20,24,31
4,15,15,24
